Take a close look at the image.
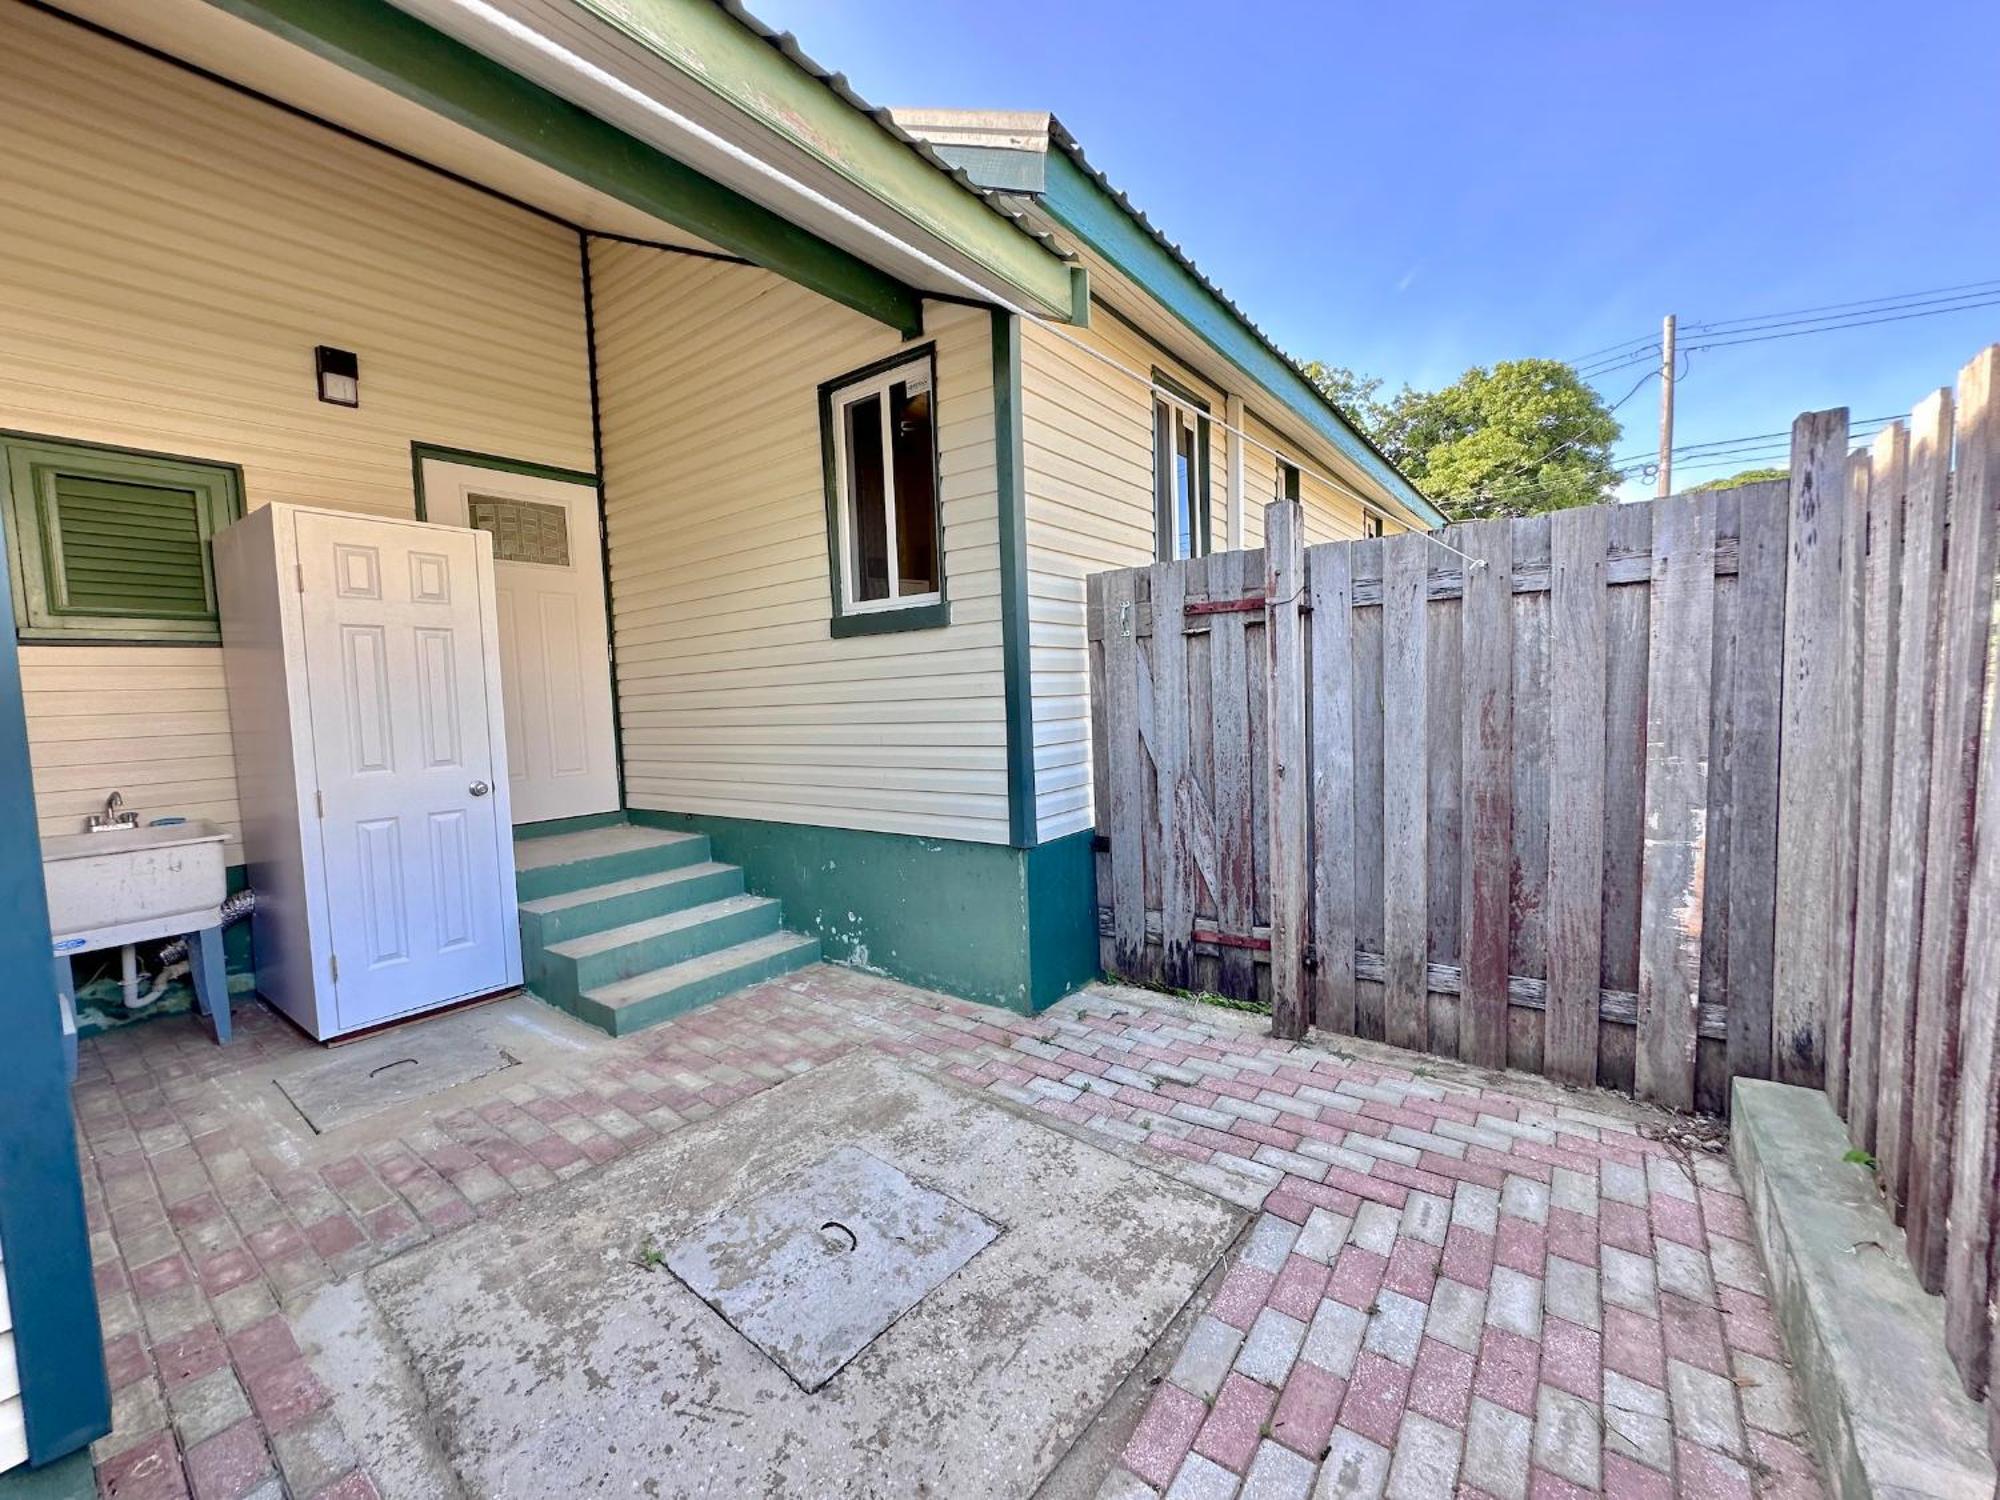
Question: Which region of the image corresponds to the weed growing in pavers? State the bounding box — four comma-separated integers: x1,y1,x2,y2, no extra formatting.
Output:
1842,1148,1878,1170
632,1238,666,1272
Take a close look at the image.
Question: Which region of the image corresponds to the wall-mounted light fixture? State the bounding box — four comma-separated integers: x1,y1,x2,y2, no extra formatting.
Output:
315,345,359,407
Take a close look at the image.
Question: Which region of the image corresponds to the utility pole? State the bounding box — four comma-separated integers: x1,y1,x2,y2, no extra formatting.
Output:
1656,313,1677,497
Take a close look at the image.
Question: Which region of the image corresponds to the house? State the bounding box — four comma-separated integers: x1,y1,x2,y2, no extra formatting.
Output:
0,0,1437,1480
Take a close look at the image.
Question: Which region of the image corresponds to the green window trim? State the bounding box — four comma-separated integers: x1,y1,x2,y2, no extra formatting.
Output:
0,434,245,644
1152,369,1212,561
817,344,952,638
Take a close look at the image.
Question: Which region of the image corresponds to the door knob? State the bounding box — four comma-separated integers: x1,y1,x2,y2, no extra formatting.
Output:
469,781,490,797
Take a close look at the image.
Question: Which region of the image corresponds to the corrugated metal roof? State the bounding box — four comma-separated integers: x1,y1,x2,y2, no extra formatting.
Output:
711,0,1072,264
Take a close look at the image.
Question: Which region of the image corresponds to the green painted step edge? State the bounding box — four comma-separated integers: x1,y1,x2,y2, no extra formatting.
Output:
514,834,711,901
535,898,782,1007
574,934,820,1037
513,810,629,841
518,863,744,950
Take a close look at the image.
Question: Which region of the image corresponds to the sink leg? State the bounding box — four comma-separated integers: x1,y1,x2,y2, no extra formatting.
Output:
188,928,230,1045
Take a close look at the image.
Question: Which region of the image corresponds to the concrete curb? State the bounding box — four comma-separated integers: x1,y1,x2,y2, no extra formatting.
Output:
1731,1078,1994,1499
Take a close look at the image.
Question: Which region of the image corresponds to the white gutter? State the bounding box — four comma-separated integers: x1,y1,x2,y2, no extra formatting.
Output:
418,0,1054,317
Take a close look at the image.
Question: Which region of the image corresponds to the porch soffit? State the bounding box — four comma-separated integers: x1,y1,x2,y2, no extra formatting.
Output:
50,0,927,333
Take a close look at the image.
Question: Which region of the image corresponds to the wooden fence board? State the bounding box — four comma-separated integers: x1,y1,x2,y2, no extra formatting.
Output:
1149,560,1194,988
1771,407,1851,1087
1636,493,1715,1108
1701,491,1741,1103
1426,584,1464,1056
1599,502,1654,1094
1718,483,1790,1089
1508,516,1555,1077
1209,548,1257,999
1825,452,1872,1112
1459,519,1515,1068
1381,531,1432,1051
1546,505,1609,1085
1266,503,1309,1038
1910,349,2000,1286
1945,506,2000,1395
1352,540,1387,1041
1878,389,1955,1219
1088,572,1115,976
1101,567,1146,978
1847,423,1908,1154
1307,540,1358,1032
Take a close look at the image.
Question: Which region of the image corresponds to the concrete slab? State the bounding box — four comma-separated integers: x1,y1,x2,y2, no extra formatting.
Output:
1732,1078,1995,1500
272,1028,518,1134
304,1051,1245,1499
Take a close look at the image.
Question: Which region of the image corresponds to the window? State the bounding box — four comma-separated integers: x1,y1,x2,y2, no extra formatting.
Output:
1,435,243,642
820,349,946,636
1277,460,1301,502
1362,513,1385,539
1153,375,1211,560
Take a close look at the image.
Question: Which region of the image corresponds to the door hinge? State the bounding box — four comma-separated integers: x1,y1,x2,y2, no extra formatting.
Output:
315,789,325,818
329,953,340,982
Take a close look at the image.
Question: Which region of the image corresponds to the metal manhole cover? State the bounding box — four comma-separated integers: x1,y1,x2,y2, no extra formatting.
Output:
666,1144,999,1391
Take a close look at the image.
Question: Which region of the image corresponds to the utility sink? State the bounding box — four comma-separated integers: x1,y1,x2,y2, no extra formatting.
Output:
43,820,228,949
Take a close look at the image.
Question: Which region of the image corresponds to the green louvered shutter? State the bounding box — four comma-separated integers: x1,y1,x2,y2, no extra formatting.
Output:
3,438,243,641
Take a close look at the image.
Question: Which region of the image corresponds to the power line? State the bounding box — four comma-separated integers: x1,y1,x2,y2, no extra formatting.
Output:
1678,295,2000,352
1684,277,2000,335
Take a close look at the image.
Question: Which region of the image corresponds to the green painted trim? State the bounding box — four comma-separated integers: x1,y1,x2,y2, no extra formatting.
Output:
991,311,1038,850
1068,265,1093,328
1024,828,1101,1010
0,430,245,644
513,810,628,840
1040,151,1444,528
628,809,1101,1012
570,0,1077,319
0,462,109,1460
816,344,950,636
828,601,950,638
408,443,598,521
205,0,925,336
0,1448,96,1499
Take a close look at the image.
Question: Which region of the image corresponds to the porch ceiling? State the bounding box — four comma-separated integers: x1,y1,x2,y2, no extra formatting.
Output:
47,0,731,255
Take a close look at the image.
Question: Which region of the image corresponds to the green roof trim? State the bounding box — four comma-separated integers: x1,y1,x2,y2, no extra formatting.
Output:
575,0,1080,320
1038,146,1444,527
204,0,925,335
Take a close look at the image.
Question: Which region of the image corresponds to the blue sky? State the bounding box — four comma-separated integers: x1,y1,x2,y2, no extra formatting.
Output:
756,0,2000,491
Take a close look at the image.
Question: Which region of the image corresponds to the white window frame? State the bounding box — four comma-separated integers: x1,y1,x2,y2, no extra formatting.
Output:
829,356,940,617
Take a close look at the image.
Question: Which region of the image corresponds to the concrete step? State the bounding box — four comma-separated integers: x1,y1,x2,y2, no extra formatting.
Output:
537,895,782,1006
574,931,821,1037
513,824,709,902
518,861,745,952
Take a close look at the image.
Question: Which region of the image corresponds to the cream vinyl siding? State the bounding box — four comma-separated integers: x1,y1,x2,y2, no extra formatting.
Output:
0,1224,19,1473
590,243,1009,843
0,7,594,852
1020,314,1224,841
1020,315,1405,841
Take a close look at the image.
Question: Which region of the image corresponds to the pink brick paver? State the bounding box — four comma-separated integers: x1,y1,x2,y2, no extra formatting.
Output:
70,968,1823,1498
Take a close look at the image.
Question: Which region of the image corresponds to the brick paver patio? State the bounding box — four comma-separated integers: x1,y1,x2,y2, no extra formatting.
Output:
72,967,1821,1499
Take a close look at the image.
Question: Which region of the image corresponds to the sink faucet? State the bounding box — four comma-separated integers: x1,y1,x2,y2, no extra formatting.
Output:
88,790,140,833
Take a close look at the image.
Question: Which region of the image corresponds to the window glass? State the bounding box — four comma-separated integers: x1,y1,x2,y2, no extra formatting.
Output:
843,390,889,602
1154,391,1210,561
1279,461,1301,501
890,379,938,596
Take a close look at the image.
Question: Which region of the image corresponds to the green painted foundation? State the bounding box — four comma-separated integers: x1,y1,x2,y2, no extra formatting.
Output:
0,1450,95,1499
628,811,1099,1013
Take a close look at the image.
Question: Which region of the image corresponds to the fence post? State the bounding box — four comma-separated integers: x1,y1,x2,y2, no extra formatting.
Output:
1266,500,1309,1039
1770,407,1851,1085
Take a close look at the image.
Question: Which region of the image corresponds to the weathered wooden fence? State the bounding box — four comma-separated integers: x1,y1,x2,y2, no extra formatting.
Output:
1086,341,2000,1433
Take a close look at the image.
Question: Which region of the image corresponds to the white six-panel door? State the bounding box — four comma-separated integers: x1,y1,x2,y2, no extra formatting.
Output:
294,510,514,1032
418,457,619,825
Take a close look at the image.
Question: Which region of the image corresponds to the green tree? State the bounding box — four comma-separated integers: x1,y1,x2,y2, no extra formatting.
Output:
1687,466,1787,493
1308,357,1625,519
